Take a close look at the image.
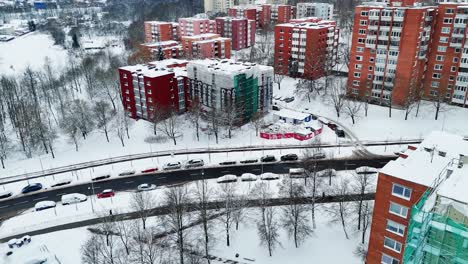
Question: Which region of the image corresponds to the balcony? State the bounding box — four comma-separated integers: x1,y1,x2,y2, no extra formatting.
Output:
381,16,392,22
393,16,404,22
368,25,378,31
380,26,390,31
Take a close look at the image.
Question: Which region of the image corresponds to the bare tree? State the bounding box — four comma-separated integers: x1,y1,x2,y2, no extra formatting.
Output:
274,72,285,90
279,178,312,248
360,201,373,244
130,191,156,230
0,126,11,169
161,185,190,264
351,170,374,232
295,78,322,103
329,79,346,118
71,99,95,140
326,178,352,239
404,83,419,120
81,234,103,264
218,182,237,247
115,110,127,147
250,111,266,137
344,98,362,125
431,91,447,120
221,102,240,139
159,108,181,145
193,179,214,262
93,100,116,143
186,98,202,141
206,108,221,144
115,217,133,256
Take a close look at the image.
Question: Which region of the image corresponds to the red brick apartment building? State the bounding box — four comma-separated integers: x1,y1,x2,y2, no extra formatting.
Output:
348,2,468,107
228,4,295,28
215,17,256,50
178,18,216,37
274,19,339,80
141,41,183,59
181,33,231,59
118,60,189,120
367,131,468,264
144,21,179,43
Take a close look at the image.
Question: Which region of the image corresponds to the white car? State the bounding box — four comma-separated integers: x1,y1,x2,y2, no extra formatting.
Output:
185,159,204,168
217,174,238,183
138,183,157,192
163,162,182,170
35,201,56,211
241,173,257,182
260,173,280,181
62,193,87,205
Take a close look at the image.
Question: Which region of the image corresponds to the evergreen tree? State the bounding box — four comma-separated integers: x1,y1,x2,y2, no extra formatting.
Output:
72,33,80,49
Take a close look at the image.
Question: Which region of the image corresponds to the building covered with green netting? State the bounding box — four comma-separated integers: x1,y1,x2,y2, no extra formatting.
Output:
403,168,468,264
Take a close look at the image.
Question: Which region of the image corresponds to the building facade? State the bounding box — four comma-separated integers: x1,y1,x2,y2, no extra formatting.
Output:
215,17,256,50
296,3,334,20
366,131,468,264
348,2,468,107
178,18,216,37
181,33,231,59
274,19,339,80
118,60,189,120
141,40,183,59
186,59,274,120
347,4,437,106
144,21,179,43
204,0,235,13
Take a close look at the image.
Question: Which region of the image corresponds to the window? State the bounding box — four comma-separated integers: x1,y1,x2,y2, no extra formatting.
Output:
441,27,451,34
360,20,368,26
453,57,459,63
123,73,127,79
381,253,400,264
355,64,362,70
389,202,408,218
433,73,441,79
357,47,364,53
356,55,363,61
354,72,361,77
451,66,457,72
392,184,412,199
443,18,453,24
437,46,447,52
147,90,152,95
353,80,360,86
124,82,129,87
436,55,444,61
384,237,402,253
148,98,152,103
386,220,405,236
434,64,443,70
440,37,448,43
359,29,366,35
146,81,151,86
431,81,439,88
361,11,368,16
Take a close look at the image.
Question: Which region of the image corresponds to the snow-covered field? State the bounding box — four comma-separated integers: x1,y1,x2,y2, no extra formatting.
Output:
1,204,365,264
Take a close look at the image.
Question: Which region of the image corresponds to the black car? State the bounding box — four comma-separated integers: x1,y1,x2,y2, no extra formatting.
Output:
272,105,280,111
335,128,345,138
261,155,276,162
21,183,43,194
281,154,299,161
0,191,13,199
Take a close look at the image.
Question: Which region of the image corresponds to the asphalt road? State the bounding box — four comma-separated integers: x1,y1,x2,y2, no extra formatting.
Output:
0,157,395,218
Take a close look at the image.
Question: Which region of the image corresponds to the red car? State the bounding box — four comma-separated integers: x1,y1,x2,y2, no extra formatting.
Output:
97,189,115,199
141,167,158,174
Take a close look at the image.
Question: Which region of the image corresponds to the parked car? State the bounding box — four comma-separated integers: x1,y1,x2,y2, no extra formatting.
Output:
62,193,87,205
97,189,115,199
335,128,345,138
92,174,111,181
281,153,299,161
327,122,338,131
261,155,276,162
217,174,238,183
51,177,72,188
272,105,280,111
219,161,237,166
240,173,257,182
284,96,295,103
163,162,181,170
260,173,280,181
185,159,204,168
21,183,43,194
311,152,326,159
240,158,258,164
118,170,136,176
141,167,158,174
0,190,13,199
137,183,157,192
35,201,56,211
289,168,306,178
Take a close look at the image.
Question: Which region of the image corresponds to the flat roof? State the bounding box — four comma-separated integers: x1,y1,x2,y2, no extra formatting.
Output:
120,59,188,78
275,109,310,120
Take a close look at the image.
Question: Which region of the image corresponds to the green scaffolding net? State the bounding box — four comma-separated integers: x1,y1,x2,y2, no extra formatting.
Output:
403,190,468,264
233,73,258,120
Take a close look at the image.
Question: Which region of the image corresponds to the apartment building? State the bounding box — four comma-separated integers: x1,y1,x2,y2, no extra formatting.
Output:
141,40,183,59
367,131,468,264
228,6,262,27
186,59,274,120
423,3,468,107
178,18,216,37
204,0,235,13
296,2,334,20
181,33,231,59
215,17,256,50
347,4,437,106
274,19,339,80
144,21,179,43
118,60,190,120
229,4,295,28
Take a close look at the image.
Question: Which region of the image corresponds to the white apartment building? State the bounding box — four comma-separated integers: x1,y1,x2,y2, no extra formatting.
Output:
296,2,334,20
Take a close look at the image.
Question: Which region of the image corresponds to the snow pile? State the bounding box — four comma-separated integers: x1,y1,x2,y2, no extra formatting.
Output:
217,174,238,183
1,236,60,264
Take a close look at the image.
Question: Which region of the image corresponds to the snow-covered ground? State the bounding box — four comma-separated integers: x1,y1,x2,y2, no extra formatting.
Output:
0,169,375,240
1,204,365,264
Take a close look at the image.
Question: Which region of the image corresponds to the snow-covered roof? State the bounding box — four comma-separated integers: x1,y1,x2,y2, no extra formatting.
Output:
120,59,188,78
274,109,310,120
182,33,220,40
143,40,179,48
380,131,468,189
194,37,230,44
278,20,336,29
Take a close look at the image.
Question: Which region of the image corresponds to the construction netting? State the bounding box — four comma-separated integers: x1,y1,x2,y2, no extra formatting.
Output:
233,73,258,120
403,190,468,264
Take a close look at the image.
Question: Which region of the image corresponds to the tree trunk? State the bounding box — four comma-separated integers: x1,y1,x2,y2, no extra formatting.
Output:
196,122,199,141
120,135,125,147
351,115,355,124
173,137,177,145
226,226,230,247
435,103,440,120
105,129,109,142
49,143,55,159
1,158,4,169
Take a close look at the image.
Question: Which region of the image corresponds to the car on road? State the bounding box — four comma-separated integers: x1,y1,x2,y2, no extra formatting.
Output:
62,193,87,205
92,174,111,181
137,183,157,192
97,189,115,199
118,170,136,176
283,96,295,103
185,159,204,168
311,152,326,159
261,155,276,162
289,168,306,178
272,105,280,111
21,183,43,194
0,190,13,199
335,128,345,138
141,167,158,174
219,160,236,166
35,201,56,211
163,162,181,170
51,177,72,188
327,122,338,131
281,153,299,161
240,158,258,164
